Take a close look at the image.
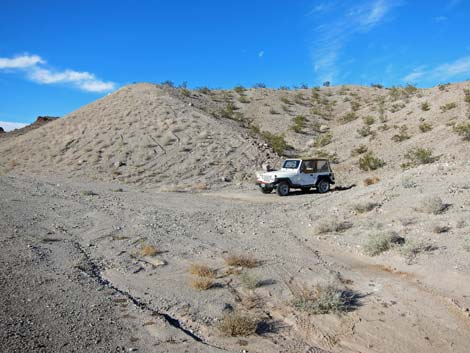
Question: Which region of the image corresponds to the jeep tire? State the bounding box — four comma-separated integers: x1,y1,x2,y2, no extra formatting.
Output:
276,181,290,196
316,179,330,193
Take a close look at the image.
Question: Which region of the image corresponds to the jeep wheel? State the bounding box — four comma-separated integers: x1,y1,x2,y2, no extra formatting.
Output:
301,187,310,193
316,179,330,193
276,182,290,196
260,187,273,194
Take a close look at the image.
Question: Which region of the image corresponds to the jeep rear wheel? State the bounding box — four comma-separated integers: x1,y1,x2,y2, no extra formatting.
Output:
260,187,273,194
276,182,290,196
316,179,330,193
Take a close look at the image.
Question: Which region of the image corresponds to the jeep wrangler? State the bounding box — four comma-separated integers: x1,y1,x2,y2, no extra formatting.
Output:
255,159,335,196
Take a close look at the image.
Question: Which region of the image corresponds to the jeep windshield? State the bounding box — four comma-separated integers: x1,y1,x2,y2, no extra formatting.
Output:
282,160,300,169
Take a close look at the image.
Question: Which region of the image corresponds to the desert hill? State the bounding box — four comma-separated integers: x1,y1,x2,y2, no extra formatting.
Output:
1,81,469,187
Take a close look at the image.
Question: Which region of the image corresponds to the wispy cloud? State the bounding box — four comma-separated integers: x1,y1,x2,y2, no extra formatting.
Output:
433,16,448,23
310,0,400,83
0,120,27,132
258,50,265,58
403,56,470,83
0,53,115,93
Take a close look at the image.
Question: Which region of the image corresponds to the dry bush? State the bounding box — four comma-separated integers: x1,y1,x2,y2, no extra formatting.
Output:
419,121,433,132
351,144,368,156
190,277,214,291
292,283,356,315
192,182,208,191
363,176,380,186
189,264,216,278
315,219,353,234
352,202,379,214
225,255,258,268
363,234,392,256
421,102,430,111
140,244,160,257
80,190,98,196
400,241,436,263
433,225,450,233
218,312,259,337
440,102,457,112
416,196,447,214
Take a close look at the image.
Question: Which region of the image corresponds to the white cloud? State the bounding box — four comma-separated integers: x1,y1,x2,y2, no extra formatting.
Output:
0,121,28,132
403,56,470,83
310,0,400,83
0,53,115,93
0,54,44,69
258,50,264,58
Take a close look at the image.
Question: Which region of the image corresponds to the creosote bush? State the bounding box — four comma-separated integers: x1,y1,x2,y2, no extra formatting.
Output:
402,147,437,168
416,196,447,215
391,125,411,142
363,116,375,125
440,102,457,112
454,123,470,141
419,122,433,132
421,102,430,111
359,152,385,171
314,133,332,147
218,313,259,336
315,219,353,234
290,115,307,133
225,255,259,268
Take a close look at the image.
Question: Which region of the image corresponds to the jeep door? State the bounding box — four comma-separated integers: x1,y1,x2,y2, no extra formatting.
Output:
299,160,317,186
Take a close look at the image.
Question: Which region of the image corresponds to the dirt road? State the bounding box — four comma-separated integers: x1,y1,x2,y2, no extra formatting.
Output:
1,175,469,353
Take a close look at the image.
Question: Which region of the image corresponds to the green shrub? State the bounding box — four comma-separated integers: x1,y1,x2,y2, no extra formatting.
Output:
440,102,457,112
351,144,368,156
363,234,392,256
341,111,358,124
260,131,288,155
238,95,250,103
234,85,246,94
290,115,307,133
280,96,291,105
359,152,385,171
419,122,433,132
421,102,430,111
454,123,470,141
363,116,375,125
392,125,411,142
351,100,361,111
402,147,437,168
357,125,372,138
314,133,332,147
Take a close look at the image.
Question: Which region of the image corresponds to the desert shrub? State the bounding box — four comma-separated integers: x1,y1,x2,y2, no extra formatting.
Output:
280,96,291,105
351,100,361,111
189,264,216,278
225,255,258,268
416,196,447,214
191,277,214,291
389,103,406,113
454,123,470,141
197,86,211,94
464,89,470,103
238,95,250,103
404,84,418,96
234,85,246,94
391,125,411,142
80,190,97,196
240,273,259,290
181,88,190,97
260,131,288,155
401,177,417,188
357,125,372,138
363,116,375,125
315,219,353,234
421,102,430,111
433,225,450,233
419,122,433,132
363,233,392,256
363,176,380,186
351,144,368,156
290,115,307,133
218,313,259,336
402,147,437,168
292,283,356,315
314,133,332,147
371,83,384,89
389,86,402,101
440,102,457,112
353,202,379,214
359,152,385,171
140,244,160,257
438,83,450,91
341,111,358,124
400,241,436,263
253,82,266,88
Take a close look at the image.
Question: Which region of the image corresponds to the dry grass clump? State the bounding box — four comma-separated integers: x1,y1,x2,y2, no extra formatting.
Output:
416,196,447,214
421,102,430,111
315,219,353,234
363,176,380,186
351,144,368,156
240,272,259,290
440,102,457,112
352,202,379,214
190,277,214,291
225,254,259,268
432,225,450,234
80,190,98,196
189,264,217,278
292,283,356,315
399,241,436,263
363,232,405,256
218,312,259,336
419,121,433,132
140,244,160,257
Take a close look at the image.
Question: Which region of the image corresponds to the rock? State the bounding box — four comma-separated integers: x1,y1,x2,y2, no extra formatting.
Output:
319,124,329,132
0,127,4,133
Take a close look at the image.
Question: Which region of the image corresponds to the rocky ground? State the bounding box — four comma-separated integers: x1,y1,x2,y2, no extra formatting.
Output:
1,172,469,353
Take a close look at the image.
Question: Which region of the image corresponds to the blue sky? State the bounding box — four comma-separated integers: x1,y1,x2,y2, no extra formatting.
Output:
1,0,470,128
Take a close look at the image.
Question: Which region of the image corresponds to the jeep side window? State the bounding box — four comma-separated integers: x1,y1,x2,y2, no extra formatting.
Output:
302,160,314,173
316,160,329,173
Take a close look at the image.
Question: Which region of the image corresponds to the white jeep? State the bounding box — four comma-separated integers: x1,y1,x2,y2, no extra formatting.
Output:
256,159,335,196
